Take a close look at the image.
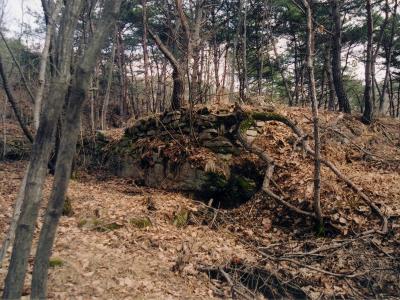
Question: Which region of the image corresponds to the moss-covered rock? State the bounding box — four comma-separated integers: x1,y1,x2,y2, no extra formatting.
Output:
198,171,259,208
62,196,73,216
77,218,123,232
173,209,190,228
130,217,152,229
49,257,64,268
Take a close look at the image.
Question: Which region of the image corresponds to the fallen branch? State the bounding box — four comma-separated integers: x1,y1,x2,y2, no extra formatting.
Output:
235,109,316,219
259,251,369,278
234,107,388,234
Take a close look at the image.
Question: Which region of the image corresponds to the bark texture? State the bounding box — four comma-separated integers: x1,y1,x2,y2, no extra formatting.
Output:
30,2,123,298
2,1,83,298
330,0,351,113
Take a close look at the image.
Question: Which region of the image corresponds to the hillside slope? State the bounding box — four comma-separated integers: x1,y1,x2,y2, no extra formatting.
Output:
1,106,399,299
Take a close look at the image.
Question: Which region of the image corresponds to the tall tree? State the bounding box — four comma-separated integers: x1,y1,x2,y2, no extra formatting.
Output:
34,0,63,130
362,0,374,124
30,2,123,297
2,1,85,297
302,0,323,226
330,0,351,113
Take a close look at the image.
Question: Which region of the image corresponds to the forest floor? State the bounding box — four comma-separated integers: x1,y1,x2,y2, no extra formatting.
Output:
1,106,400,299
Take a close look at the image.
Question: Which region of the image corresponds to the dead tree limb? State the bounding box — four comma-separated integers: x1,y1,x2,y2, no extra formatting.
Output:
0,51,33,143
0,30,35,104
236,110,316,219
235,109,388,234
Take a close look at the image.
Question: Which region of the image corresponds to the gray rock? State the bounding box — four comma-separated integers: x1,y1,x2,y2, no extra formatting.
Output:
202,137,236,154
246,129,258,137
162,111,181,123
198,129,218,142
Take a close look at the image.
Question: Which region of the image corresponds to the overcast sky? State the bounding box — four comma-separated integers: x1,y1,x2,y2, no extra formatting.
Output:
3,0,41,37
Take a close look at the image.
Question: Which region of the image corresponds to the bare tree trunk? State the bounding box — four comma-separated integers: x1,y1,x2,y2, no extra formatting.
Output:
171,67,185,110
222,45,228,92
142,0,151,112
213,40,220,102
362,0,374,125
148,28,184,110
330,0,351,113
34,0,62,130
229,1,242,102
303,0,323,225
1,2,83,298
116,29,127,116
161,59,167,111
30,2,122,298
101,29,116,130
257,0,268,96
379,0,397,114
325,45,336,111
242,0,248,96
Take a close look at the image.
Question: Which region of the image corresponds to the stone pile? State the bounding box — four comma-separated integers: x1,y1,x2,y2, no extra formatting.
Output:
124,107,265,154
89,107,269,208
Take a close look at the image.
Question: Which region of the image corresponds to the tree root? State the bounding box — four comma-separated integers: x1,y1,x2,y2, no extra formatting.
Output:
235,108,388,234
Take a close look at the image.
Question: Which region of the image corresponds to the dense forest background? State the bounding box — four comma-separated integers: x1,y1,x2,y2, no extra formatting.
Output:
0,0,399,142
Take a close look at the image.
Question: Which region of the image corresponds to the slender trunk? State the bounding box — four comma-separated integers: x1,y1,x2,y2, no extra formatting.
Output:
101,30,116,130
229,1,242,102
326,46,336,111
117,30,126,116
148,28,183,109
388,70,394,116
362,0,374,124
293,34,300,105
172,67,184,110
1,2,83,298
161,59,167,111
222,45,228,91
242,0,248,96
149,56,156,113
330,0,351,113
34,0,62,130
379,0,397,113
257,0,268,96
319,56,326,108
142,0,151,112
30,2,122,298
213,42,220,102
212,8,220,102
303,0,323,226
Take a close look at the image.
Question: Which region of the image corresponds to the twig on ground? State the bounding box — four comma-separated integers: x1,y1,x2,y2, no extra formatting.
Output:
234,108,389,234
